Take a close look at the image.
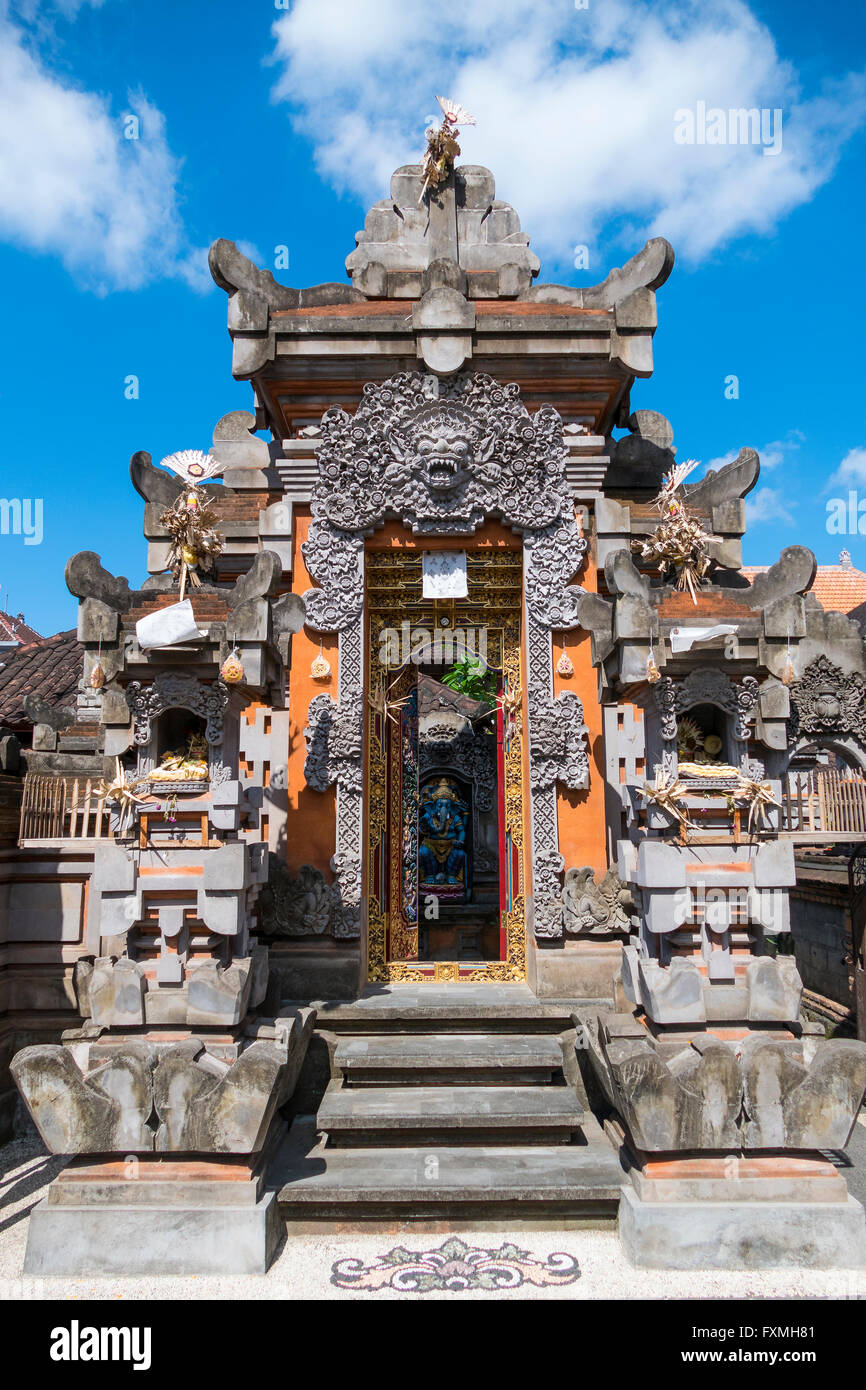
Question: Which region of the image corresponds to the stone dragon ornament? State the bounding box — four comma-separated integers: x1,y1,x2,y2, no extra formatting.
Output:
562,866,635,936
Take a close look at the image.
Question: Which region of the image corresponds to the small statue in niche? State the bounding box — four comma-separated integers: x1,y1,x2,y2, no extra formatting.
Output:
676,717,738,781
418,776,469,896
149,731,210,786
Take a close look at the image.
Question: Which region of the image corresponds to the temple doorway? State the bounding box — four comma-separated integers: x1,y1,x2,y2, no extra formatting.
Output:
365,545,527,982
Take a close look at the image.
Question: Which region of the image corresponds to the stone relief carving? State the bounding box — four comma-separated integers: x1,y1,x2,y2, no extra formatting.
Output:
259,859,331,937
528,691,590,793
303,692,364,793
523,526,586,629
562,866,635,935
299,370,589,943
790,655,866,748
531,846,569,938
740,756,767,782
126,674,229,746
654,670,759,743
329,847,363,939
307,372,572,540
653,676,679,744
420,725,496,812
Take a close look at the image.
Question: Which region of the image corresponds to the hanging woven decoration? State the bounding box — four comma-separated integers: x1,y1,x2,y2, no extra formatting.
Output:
780,631,797,686
88,639,105,689
633,459,711,605
646,639,661,683
158,450,225,601
220,648,245,684
555,633,574,678
310,646,332,681
676,715,706,761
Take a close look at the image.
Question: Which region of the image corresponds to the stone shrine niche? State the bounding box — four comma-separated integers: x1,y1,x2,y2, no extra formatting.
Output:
127,673,229,749
650,668,761,778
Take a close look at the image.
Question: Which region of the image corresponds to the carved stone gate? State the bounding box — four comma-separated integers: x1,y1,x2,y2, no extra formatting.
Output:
301,370,591,975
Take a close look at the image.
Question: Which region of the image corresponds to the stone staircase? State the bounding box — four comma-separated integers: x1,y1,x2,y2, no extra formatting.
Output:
274,984,623,1228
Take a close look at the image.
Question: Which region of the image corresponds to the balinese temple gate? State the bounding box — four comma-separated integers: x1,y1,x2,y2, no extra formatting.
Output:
6,124,866,1274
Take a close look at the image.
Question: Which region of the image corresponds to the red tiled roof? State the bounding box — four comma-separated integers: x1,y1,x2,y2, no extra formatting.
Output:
0,630,81,731
0,609,42,646
742,561,866,615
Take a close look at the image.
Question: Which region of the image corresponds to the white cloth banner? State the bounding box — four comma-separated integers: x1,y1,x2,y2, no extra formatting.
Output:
669,624,738,653
422,550,468,599
136,599,207,650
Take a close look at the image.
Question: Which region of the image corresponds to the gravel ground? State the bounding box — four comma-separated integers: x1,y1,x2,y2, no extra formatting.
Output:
2,1124,865,1302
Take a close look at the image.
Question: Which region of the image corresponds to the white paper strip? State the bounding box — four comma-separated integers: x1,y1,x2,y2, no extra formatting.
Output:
136,599,207,650
422,550,468,599
669,624,738,653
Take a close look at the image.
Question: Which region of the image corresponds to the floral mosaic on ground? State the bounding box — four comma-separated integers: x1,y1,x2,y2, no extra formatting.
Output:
330,1237,581,1292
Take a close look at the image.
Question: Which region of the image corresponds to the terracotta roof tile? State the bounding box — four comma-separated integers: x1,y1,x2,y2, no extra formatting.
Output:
741,562,866,615
0,609,42,646
0,630,81,730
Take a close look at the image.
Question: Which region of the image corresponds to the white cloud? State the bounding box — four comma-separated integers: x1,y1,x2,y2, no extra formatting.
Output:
0,12,206,292
706,430,804,474
745,486,796,526
11,0,108,19
269,0,866,268
827,447,866,490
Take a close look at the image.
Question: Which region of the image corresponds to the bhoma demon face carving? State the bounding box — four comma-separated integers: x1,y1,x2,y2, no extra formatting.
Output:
386,406,498,497
308,373,576,538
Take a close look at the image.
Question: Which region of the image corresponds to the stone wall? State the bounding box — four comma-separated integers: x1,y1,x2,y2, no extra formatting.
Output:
0,846,89,1141
790,856,854,1029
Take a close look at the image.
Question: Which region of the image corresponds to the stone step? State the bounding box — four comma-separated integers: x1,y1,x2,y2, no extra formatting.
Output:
301,984,578,1035
334,1033,564,1085
317,1081,584,1145
275,1120,623,1222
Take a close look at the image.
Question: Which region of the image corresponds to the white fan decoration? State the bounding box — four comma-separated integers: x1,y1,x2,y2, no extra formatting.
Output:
158,449,224,486
436,95,476,127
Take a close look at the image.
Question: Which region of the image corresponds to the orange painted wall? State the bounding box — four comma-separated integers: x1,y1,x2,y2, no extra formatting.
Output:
365,522,522,554
553,533,608,878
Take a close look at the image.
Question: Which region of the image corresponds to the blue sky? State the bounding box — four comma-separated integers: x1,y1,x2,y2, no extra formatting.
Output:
1,0,865,635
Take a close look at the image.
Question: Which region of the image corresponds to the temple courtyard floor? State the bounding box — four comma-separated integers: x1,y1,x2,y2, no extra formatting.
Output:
1,1121,864,1301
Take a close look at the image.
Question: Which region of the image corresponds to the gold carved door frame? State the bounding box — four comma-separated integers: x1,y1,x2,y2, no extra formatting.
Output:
365,547,526,982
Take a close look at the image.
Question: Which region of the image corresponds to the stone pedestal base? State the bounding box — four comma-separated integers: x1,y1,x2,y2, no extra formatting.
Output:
23,1153,283,1276
530,940,623,1003
608,1118,866,1269
619,1186,866,1269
